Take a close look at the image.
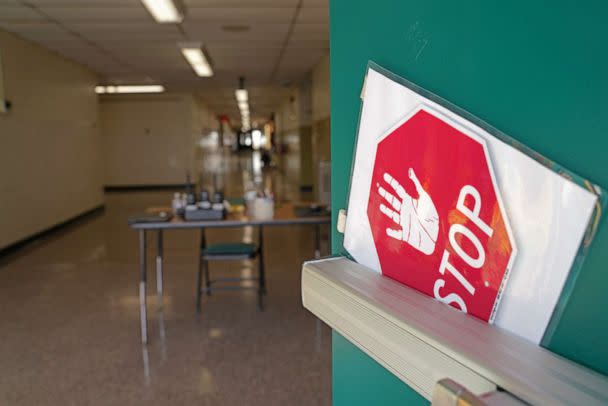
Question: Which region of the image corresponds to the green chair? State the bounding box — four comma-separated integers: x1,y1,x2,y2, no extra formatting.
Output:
196,228,266,312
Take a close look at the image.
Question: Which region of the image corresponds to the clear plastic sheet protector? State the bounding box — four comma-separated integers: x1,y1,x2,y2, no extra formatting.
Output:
343,61,606,345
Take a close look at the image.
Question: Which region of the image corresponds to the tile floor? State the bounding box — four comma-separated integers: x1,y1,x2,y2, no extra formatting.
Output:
0,150,331,405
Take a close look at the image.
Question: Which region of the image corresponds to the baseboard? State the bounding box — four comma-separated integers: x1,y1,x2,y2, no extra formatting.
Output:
0,205,105,261
104,183,192,192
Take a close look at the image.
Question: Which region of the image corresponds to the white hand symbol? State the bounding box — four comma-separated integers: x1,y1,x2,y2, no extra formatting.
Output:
377,168,439,255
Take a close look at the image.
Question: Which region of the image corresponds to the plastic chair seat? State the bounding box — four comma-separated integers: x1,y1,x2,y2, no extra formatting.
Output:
197,231,265,313
202,242,258,258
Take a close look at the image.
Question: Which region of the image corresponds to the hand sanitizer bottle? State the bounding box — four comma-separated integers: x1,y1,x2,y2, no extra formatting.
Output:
172,193,183,215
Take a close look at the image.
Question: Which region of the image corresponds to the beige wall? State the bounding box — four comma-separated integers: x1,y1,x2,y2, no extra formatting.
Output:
194,96,219,133
274,88,300,148
100,93,207,186
311,54,331,200
0,29,103,250
271,53,330,195
274,53,330,145
312,53,330,122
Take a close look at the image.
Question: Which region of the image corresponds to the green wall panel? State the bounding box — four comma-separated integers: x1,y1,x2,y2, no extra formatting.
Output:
330,1,608,403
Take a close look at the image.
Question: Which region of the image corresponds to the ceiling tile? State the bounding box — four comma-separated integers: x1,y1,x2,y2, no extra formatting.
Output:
278,47,326,69
31,38,90,50
25,0,141,5
212,54,275,71
290,23,328,41
63,22,182,40
100,73,162,84
302,0,328,6
35,6,150,22
296,6,328,24
209,46,279,59
205,39,284,50
182,21,289,41
47,45,114,69
187,7,294,23
0,5,45,21
110,44,179,57
273,69,308,85
0,21,78,43
91,38,179,50
286,38,328,49
184,0,297,6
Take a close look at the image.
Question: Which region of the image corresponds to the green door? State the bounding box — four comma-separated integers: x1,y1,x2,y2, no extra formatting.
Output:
330,1,608,404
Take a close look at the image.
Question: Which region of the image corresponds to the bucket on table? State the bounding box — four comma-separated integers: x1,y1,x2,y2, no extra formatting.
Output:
247,197,274,220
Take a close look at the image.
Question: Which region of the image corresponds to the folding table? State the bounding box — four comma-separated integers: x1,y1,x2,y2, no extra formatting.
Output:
129,202,331,344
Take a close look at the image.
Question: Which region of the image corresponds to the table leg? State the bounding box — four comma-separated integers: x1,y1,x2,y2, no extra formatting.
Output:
314,224,321,259
139,230,148,344
156,230,164,308
197,229,206,313
142,345,151,385
258,226,266,297
158,308,167,359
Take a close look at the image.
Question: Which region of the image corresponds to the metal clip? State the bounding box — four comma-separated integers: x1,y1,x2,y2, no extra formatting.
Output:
432,379,526,406
337,209,347,234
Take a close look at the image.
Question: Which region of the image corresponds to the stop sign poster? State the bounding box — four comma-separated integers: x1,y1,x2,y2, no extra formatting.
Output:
367,106,515,322
344,63,602,343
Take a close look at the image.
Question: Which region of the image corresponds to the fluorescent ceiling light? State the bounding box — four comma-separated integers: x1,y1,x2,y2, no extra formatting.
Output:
179,43,213,77
235,89,248,103
140,0,184,23
236,78,250,130
95,85,165,94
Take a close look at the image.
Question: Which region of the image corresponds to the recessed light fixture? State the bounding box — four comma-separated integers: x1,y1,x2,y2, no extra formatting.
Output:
140,0,184,24
95,85,165,94
178,42,213,77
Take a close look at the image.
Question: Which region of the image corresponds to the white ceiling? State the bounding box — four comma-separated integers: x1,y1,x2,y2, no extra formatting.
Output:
0,0,329,121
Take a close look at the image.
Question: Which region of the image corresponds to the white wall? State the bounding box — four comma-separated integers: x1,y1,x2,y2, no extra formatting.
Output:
0,29,103,250
100,93,204,186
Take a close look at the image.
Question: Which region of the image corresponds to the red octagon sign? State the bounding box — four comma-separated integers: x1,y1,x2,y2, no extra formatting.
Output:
367,106,516,322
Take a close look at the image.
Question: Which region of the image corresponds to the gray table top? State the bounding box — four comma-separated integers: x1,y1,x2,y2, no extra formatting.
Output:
129,202,331,230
